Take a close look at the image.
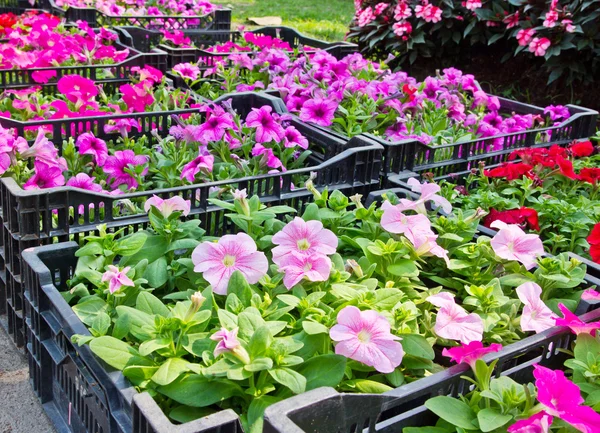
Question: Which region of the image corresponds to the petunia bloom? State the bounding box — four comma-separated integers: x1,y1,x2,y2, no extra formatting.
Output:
103,150,149,190
66,173,103,192
101,265,134,294
399,178,452,214
271,217,338,267
245,106,286,144
569,140,594,157
191,232,268,295
582,289,600,302
380,201,432,238
507,411,553,433
299,99,338,127
427,292,484,344
23,160,65,190
76,132,108,166
144,195,191,217
490,221,544,269
554,303,600,335
442,341,502,368
278,252,332,289
587,223,600,264
330,306,404,373
210,327,250,364
516,282,557,333
180,152,214,183
483,207,540,231
172,62,201,81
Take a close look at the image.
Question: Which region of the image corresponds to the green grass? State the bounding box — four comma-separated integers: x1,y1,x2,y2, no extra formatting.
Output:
212,0,355,41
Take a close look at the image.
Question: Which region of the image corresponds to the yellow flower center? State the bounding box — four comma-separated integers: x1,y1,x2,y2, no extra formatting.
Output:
357,330,371,343
222,255,236,267
303,262,313,272
297,238,311,251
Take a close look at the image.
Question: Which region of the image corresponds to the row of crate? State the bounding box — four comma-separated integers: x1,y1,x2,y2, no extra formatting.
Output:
20,182,600,433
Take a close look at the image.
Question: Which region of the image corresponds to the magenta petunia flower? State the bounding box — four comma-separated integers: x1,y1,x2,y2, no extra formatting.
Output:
544,105,570,122
299,99,338,127
245,106,286,144
57,75,98,106
19,128,62,168
144,195,191,217
23,160,65,190
104,118,142,138
508,411,553,433
120,82,154,112
554,303,600,335
66,173,103,192
516,282,557,333
251,143,282,169
442,341,502,368
103,150,149,190
533,364,600,432
76,132,108,166
271,217,337,267
172,62,201,81
278,252,332,289
283,126,309,149
191,232,268,295
101,265,134,294
195,106,235,143
490,221,544,270
180,152,214,183
427,292,484,344
330,306,404,374
582,289,600,301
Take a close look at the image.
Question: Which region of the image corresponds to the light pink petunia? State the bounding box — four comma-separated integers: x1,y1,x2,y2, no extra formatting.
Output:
278,252,331,289
516,282,557,333
330,306,404,373
490,221,544,269
581,289,600,301
271,217,337,266
442,341,502,368
427,292,484,344
191,232,268,295
144,195,191,217
508,411,553,433
380,201,432,240
210,327,242,356
399,178,452,214
172,62,201,81
554,303,600,335
101,265,134,294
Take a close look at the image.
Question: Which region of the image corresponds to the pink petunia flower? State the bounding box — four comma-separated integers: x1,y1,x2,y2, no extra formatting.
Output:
330,306,404,373
516,282,557,333
251,143,283,169
57,75,98,106
533,365,600,432
398,178,452,214
23,160,65,190
278,252,332,289
120,82,154,112
195,106,235,143
66,173,103,192
144,195,191,217
490,221,544,269
101,265,134,294
299,99,338,127
442,341,502,368
191,232,268,295
380,201,432,238
427,292,484,344
210,327,250,363
103,118,142,138
283,126,309,149
76,132,108,166
245,106,286,144
271,217,338,267
31,70,57,84
554,303,600,335
172,62,201,81
508,411,553,433
103,150,149,190
582,289,600,301
180,152,214,182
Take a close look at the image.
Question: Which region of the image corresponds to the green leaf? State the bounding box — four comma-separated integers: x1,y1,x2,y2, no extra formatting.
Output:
301,321,329,335
217,309,238,329
296,354,346,391
268,368,307,394
227,271,253,306
112,313,131,339
159,375,240,407
425,396,477,430
169,406,215,424
116,306,155,340
91,312,111,336
388,259,419,277
248,326,272,358
115,232,147,256
399,334,435,360
75,242,103,257
136,292,170,317
144,256,168,287
247,395,280,433
343,379,393,393
477,408,512,432
122,365,159,385
72,297,109,327
404,428,450,433
138,337,172,357
151,358,192,386
245,357,273,372
89,336,154,370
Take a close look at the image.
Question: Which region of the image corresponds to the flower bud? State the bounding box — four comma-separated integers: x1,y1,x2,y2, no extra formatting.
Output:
191,291,206,310
349,194,364,209
345,259,364,278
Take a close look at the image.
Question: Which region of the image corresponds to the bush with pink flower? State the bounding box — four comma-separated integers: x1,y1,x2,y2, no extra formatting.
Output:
348,0,600,84
62,178,596,430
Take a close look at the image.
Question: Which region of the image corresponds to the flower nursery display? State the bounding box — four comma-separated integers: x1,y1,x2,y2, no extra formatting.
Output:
54,0,218,17
61,181,597,431
0,12,130,77
173,51,570,148
162,29,298,52
433,140,600,262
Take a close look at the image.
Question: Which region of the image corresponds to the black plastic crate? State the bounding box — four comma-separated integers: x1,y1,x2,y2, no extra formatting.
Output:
21,150,384,431
45,0,231,30
263,300,600,433
115,26,358,69
0,0,39,13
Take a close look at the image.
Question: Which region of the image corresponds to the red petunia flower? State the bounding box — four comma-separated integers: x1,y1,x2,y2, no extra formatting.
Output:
568,140,594,158
578,167,600,185
483,207,540,231
557,156,578,180
588,223,600,264
402,84,417,102
484,162,534,180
